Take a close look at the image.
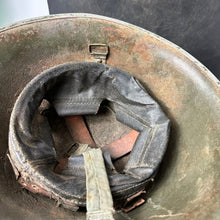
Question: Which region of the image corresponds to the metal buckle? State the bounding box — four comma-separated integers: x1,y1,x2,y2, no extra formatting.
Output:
89,44,109,63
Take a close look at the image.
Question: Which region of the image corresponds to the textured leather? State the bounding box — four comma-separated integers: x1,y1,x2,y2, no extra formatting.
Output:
9,62,170,207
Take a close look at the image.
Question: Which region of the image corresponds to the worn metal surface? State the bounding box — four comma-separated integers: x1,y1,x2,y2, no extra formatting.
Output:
48,0,220,79
0,14,219,219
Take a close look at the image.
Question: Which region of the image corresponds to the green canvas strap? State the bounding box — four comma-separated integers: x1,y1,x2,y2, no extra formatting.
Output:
83,148,115,220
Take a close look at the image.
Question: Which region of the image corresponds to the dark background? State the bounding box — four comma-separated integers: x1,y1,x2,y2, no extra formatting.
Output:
48,0,220,79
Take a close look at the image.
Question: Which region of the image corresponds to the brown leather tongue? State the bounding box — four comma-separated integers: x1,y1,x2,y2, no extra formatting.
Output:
64,115,139,159
102,129,139,159
65,115,96,148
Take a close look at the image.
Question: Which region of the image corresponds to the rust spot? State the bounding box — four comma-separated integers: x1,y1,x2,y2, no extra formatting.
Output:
86,155,92,161
18,177,79,210
103,27,132,42
0,27,38,44
145,73,184,114
87,194,92,200
132,36,153,62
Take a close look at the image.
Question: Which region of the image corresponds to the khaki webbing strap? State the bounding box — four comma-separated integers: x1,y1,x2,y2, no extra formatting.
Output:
83,148,115,220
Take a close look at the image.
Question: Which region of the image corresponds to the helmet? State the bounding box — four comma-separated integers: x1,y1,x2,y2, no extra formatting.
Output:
8,62,169,214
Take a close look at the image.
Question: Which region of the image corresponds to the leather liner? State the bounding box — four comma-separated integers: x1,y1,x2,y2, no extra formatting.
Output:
8,62,170,207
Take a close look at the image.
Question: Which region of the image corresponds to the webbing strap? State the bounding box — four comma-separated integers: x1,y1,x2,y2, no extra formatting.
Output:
83,148,115,220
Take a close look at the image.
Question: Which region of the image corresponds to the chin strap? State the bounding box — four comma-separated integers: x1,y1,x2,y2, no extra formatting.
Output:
83,148,115,220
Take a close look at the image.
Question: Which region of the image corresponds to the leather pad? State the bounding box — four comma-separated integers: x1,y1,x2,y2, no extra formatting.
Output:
9,62,170,207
